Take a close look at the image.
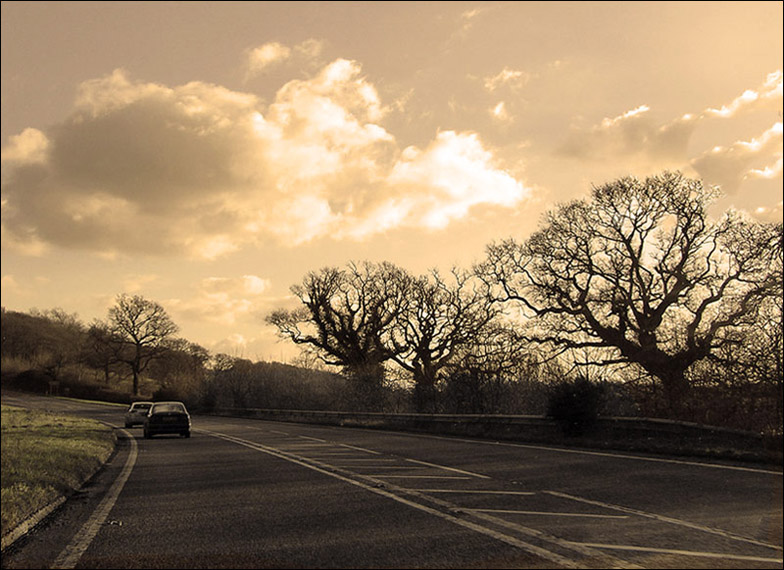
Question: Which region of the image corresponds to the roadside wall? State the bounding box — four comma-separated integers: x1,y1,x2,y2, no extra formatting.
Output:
211,408,783,464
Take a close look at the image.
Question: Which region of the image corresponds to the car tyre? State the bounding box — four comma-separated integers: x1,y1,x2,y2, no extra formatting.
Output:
144,428,151,439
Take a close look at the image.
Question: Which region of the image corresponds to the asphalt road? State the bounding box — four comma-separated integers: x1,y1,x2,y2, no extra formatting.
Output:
2,393,782,569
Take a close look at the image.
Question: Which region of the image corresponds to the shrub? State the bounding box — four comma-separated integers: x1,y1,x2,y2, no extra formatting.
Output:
547,376,605,436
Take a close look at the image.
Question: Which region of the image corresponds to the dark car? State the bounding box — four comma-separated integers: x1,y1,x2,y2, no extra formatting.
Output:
143,401,191,439
124,401,153,428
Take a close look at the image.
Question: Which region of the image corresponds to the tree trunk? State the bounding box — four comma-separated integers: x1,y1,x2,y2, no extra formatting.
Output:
658,367,691,419
347,361,386,411
413,367,438,413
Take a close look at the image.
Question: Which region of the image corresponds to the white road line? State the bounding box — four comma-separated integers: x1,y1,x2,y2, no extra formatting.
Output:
51,430,138,569
353,466,424,470
329,458,398,462
412,489,537,496
372,475,474,479
338,442,382,455
202,428,601,569
547,490,784,552
573,542,784,564
405,458,490,479
302,451,368,456
280,443,333,448
469,509,629,519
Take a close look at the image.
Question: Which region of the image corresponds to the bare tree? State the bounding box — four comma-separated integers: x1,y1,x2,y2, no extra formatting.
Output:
389,268,498,412
267,261,410,408
83,321,121,384
479,171,782,414
107,294,179,395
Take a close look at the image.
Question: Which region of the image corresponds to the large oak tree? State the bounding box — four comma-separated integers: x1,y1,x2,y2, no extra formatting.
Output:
267,261,410,407
389,268,498,412
480,172,782,413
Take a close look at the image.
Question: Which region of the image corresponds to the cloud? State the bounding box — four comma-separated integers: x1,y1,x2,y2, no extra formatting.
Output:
690,122,783,194
558,104,699,167
557,70,783,183
490,101,512,122
0,128,49,167
244,39,326,81
753,202,784,223
705,70,782,118
484,68,530,92
122,273,159,294
168,274,271,327
340,130,527,237
246,42,291,76
1,62,530,258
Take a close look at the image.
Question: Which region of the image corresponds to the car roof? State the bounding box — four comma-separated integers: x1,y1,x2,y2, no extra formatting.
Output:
150,401,188,409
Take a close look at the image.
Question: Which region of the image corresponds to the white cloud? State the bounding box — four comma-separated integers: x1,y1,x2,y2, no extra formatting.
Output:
1,60,530,258
1,128,49,166
168,274,271,327
382,131,527,231
203,275,271,296
753,201,784,223
246,42,291,76
490,101,511,122
245,39,325,80
690,122,783,194
557,70,784,185
484,68,530,92
705,70,782,118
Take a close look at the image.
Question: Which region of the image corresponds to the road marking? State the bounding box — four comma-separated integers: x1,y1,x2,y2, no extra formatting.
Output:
338,442,383,455
298,435,328,442
347,428,783,475
372,475,474,479
547,491,784,552
202,428,626,569
51,430,138,569
351,466,424,470
302,451,369,456
469,509,629,519
572,542,784,564
413,489,537,496
405,458,490,479
328,458,398,462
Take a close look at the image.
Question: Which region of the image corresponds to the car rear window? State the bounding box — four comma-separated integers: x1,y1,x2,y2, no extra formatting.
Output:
152,403,186,413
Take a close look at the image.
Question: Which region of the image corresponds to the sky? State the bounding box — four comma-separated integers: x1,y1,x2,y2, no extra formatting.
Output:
2,1,782,363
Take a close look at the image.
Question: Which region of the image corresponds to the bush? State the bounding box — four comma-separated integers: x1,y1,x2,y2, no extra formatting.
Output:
547,376,605,436
3,370,52,394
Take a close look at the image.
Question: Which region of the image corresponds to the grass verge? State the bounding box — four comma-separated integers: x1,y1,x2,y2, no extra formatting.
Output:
1,404,116,537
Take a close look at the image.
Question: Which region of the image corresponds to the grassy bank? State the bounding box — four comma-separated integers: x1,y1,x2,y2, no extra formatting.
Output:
1,405,116,537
